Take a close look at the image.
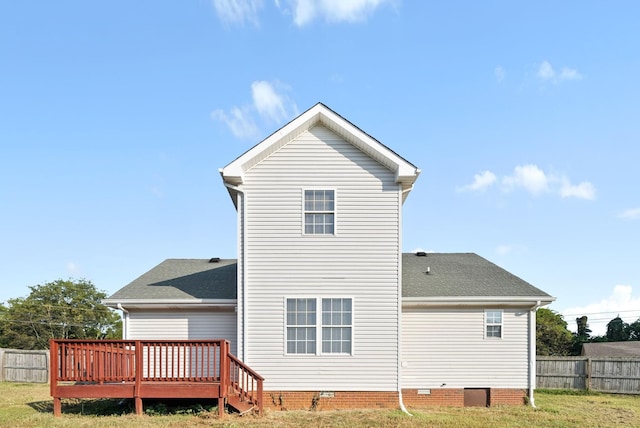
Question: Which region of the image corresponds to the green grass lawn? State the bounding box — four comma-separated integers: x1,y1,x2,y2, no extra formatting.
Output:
1,383,638,427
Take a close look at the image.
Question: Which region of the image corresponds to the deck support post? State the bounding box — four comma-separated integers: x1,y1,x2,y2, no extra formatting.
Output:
53,397,61,417
218,397,225,417
135,397,143,415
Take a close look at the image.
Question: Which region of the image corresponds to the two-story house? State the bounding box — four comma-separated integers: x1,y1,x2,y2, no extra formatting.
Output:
104,103,554,410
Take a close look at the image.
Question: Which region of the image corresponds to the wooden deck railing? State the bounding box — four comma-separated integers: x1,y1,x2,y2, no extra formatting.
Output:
50,339,262,416
229,352,264,415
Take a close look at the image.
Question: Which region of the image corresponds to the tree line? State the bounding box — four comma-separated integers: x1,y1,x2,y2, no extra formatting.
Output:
0,279,121,349
537,307,640,356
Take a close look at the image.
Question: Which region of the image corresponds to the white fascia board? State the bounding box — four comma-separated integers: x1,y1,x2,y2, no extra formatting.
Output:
220,107,322,184
103,299,237,309
219,103,420,187
318,108,418,182
402,295,555,308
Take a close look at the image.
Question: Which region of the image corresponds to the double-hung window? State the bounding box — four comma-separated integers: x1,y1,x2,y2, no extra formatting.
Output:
304,190,335,235
322,298,352,354
286,298,317,354
286,297,352,355
485,310,503,338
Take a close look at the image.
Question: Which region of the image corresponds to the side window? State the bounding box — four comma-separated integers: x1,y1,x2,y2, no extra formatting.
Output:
285,297,353,355
485,310,503,338
304,190,335,235
322,298,352,354
286,298,316,354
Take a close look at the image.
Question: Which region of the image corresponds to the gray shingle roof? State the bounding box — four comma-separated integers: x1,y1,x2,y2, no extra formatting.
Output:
106,259,237,301
582,341,640,357
403,253,552,298
107,253,552,304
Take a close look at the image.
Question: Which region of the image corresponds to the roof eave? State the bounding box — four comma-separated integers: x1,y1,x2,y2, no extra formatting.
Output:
103,298,237,310
402,295,556,308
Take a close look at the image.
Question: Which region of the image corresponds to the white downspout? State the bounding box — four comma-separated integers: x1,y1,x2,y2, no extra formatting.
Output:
117,303,129,340
223,181,246,362
529,300,541,407
397,185,412,416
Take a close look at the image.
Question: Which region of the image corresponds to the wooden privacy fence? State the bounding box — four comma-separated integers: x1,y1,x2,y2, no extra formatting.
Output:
0,348,49,383
537,356,640,394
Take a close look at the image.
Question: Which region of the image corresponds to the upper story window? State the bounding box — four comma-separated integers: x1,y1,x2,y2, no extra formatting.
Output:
304,190,335,235
485,310,503,338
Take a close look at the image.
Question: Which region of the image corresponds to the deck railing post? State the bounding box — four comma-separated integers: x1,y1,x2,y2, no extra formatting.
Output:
218,340,229,417
134,340,143,415
256,377,263,416
50,339,61,417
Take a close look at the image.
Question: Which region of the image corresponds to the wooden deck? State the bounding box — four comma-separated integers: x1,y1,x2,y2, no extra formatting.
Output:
50,339,263,416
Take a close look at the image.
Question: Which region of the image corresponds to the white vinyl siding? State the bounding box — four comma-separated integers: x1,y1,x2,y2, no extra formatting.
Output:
401,308,529,389
242,125,401,391
127,309,238,355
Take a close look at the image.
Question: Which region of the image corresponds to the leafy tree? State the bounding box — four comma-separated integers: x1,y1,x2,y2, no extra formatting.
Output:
628,318,640,341
606,315,630,342
536,308,574,356
571,315,593,355
575,316,591,342
0,279,121,349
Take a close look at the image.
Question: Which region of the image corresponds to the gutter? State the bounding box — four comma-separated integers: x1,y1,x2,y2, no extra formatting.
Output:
397,186,412,416
117,303,129,340
402,296,555,309
222,179,247,362
529,300,542,407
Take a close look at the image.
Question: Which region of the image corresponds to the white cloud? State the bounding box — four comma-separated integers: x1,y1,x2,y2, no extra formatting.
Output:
66,262,79,275
559,178,596,200
619,207,640,220
494,66,505,83
212,80,297,139
251,81,297,123
537,61,555,80
559,67,582,81
211,106,259,139
458,170,497,192
282,0,394,26
502,164,549,195
496,244,512,256
562,285,640,336
460,164,596,200
537,60,583,84
212,0,263,26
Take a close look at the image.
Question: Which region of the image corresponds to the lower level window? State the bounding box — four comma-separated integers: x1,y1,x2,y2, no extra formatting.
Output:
286,297,352,355
485,310,503,338
322,298,352,354
286,298,316,354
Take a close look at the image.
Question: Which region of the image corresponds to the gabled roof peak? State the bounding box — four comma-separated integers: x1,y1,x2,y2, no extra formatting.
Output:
220,103,420,194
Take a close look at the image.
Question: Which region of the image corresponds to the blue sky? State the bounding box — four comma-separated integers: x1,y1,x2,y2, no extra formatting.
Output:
1,1,639,336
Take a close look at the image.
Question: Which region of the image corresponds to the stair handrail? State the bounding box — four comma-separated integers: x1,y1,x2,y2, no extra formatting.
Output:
227,351,264,415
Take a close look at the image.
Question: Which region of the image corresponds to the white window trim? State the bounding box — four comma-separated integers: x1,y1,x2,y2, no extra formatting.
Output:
284,296,354,356
484,309,503,339
301,188,337,236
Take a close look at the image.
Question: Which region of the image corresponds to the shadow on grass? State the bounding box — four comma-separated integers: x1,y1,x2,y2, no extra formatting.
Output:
28,398,133,416
29,398,219,417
